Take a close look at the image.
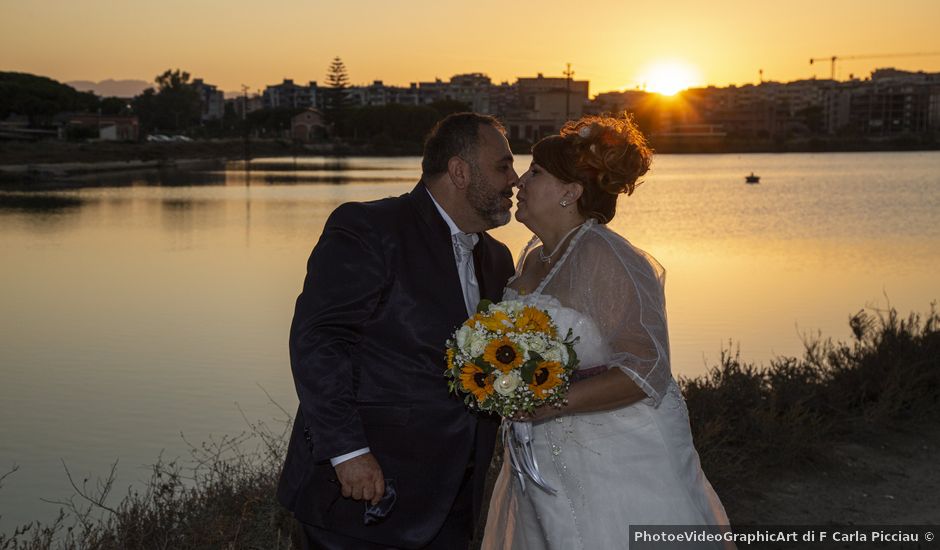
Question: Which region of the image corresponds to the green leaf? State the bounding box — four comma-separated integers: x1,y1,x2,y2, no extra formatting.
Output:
473,356,494,373
564,328,580,346
476,298,493,314
567,344,579,369
520,359,539,383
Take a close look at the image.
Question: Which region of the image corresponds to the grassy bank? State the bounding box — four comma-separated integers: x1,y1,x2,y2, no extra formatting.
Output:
2,305,938,549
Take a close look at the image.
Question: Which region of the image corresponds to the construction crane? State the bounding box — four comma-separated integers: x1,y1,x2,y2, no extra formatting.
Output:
809,52,940,80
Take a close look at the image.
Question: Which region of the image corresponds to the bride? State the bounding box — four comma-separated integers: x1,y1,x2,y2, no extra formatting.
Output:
482,115,730,549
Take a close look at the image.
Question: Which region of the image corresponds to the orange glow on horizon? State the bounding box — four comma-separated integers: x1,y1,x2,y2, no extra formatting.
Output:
1,1,939,94
639,61,702,96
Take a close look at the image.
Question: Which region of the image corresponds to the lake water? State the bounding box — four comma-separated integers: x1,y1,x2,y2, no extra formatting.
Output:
1,152,938,531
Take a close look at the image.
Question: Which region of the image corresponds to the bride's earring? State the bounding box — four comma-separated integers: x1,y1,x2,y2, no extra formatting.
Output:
560,199,568,207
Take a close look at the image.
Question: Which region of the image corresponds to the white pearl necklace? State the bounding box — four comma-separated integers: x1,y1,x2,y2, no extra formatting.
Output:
538,223,586,263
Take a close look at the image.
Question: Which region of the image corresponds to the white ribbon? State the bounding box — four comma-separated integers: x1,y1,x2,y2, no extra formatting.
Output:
503,421,557,495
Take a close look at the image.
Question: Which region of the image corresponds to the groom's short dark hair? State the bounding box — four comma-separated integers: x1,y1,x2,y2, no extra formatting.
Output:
422,113,506,178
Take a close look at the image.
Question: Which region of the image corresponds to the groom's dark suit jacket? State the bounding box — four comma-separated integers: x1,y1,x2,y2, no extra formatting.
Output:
277,182,514,548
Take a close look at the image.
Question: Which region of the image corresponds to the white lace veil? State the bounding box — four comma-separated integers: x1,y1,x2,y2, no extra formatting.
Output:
515,219,672,406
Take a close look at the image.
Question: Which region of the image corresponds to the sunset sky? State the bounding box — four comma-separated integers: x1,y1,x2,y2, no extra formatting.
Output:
2,0,940,95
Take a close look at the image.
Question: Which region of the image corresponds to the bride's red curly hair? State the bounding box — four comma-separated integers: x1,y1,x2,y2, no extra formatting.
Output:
532,114,652,224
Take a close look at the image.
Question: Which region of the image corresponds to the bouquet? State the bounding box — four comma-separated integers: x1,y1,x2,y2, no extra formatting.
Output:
445,299,579,417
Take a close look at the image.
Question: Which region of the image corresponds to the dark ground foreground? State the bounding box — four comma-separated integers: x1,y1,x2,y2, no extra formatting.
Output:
725,422,940,525
5,427,934,549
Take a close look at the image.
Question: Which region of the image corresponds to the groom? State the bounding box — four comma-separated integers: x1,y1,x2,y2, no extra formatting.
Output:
277,113,518,549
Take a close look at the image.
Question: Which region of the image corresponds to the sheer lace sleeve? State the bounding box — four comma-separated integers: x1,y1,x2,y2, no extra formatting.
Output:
510,234,542,281
541,223,672,406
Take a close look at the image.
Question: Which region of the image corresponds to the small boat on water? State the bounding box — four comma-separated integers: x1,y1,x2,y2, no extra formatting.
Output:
745,172,760,184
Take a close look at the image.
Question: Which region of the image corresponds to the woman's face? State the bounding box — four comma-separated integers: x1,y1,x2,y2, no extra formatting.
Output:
514,162,570,227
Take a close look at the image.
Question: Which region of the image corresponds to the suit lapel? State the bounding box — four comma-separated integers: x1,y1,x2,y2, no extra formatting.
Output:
408,182,469,321
472,237,493,304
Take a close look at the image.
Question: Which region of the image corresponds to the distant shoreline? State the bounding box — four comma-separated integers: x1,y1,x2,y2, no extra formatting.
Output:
1,138,938,186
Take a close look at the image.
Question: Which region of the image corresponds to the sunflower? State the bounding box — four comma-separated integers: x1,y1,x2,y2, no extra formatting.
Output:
529,361,565,399
514,306,556,337
483,337,524,373
459,363,495,402
445,348,456,373
471,310,512,333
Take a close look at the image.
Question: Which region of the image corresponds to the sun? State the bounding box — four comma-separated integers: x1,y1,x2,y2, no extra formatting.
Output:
640,61,700,96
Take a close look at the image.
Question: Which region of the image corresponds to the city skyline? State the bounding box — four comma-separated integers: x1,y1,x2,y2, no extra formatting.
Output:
3,0,940,95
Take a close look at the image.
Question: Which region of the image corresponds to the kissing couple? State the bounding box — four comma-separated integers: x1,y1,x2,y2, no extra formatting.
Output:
277,112,731,549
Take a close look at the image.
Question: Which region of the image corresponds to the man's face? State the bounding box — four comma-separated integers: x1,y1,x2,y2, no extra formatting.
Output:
465,124,519,230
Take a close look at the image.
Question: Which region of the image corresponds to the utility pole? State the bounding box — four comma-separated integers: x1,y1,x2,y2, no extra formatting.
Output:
241,84,250,167
564,63,574,120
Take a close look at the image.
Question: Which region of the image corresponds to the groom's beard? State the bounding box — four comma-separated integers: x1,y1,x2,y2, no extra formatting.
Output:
467,164,512,229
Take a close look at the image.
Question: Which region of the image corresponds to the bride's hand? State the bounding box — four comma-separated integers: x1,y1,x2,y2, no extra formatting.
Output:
510,404,562,424
510,367,605,423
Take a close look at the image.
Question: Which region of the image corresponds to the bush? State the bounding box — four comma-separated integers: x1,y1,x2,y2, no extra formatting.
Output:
684,305,940,488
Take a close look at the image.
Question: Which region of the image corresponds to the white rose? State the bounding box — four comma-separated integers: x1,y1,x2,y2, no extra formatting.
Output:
528,338,549,354
513,338,530,359
455,325,472,350
468,332,487,357
493,300,523,315
543,343,569,365
493,371,522,396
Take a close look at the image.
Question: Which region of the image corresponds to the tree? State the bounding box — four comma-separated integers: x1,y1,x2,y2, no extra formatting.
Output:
326,57,350,90
0,72,97,125
344,102,471,151
132,69,202,132
246,107,305,136
323,57,352,131
429,99,472,119
155,69,192,92
99,96,130,115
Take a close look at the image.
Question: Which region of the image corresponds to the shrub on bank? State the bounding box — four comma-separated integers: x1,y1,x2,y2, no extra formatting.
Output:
686,306,940,486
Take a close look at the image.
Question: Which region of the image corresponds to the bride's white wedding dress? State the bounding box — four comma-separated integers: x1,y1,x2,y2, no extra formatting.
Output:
482,220,729,550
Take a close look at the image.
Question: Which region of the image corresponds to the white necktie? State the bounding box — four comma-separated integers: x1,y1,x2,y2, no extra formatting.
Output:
453,233,480,316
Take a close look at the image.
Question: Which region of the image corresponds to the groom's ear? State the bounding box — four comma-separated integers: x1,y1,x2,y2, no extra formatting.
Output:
447,156,470,189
